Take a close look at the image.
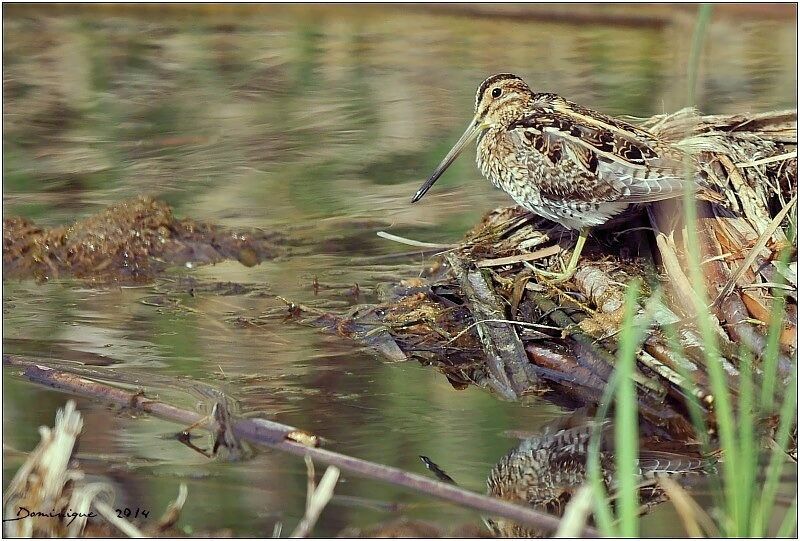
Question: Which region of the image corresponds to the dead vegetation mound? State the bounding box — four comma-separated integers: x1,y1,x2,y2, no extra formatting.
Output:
3,196,285,282
296,108,797,441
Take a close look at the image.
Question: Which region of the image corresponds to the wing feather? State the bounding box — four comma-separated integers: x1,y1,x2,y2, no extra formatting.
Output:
636,450,715,477
510,104,695,206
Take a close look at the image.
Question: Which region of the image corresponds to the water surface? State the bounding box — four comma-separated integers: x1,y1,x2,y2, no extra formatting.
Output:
3,5,796,536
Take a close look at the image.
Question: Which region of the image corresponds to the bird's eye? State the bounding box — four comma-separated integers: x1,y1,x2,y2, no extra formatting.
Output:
491,87,502,98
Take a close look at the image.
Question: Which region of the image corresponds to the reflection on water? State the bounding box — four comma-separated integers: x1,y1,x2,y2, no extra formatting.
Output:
3,5,796,536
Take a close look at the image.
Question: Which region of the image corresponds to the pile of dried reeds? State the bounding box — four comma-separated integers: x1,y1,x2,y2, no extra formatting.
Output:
306,108,797,442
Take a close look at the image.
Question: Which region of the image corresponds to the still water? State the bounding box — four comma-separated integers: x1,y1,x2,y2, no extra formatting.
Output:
3,5,796,536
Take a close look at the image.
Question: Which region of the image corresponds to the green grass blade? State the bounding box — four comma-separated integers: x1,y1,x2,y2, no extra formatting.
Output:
760,242,793,413
615,280,644,537
680,3,745,529
757,362,798,533
588,368,619,537
776,497,798,538
686,4,713,106
760,294,786,413
681,167,740,533
736,350,756,535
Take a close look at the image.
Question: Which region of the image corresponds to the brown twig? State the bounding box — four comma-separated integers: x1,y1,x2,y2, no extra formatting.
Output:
446,254,540,398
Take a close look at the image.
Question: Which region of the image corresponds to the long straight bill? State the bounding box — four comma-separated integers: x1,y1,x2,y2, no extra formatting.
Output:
411,116,482,203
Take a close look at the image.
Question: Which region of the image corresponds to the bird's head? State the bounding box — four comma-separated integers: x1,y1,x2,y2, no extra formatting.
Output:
473,73,533,128
411,73,532,203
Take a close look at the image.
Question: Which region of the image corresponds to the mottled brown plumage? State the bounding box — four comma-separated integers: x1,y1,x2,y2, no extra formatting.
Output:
413,73,723,281
484,422,714,537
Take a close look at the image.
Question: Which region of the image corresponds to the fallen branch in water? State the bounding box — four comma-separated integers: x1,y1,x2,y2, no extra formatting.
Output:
446,254,541,398
3,354,593,537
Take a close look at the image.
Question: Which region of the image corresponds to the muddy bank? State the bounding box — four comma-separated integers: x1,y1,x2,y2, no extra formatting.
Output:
3,196,285,283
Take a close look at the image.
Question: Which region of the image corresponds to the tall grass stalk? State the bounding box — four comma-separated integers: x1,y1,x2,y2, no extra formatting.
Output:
679,4,795,535
681,3,743,535
735,350,756,534
586,283,657,536
686,4,713,106
614,281,645,536
586,3,797,537
587,368,619,537
776,497,798,537
755,362,798,535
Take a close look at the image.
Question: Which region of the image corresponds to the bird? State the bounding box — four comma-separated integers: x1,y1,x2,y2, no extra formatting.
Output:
484,420,715,537
411,73,724,282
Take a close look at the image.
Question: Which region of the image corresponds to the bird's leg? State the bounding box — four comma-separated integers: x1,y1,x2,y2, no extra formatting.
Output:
534,228,589,283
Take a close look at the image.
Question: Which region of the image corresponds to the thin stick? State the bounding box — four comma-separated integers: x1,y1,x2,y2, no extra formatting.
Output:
447,319,560,345
291,464,340,538
304,455,316,511
657,478,720,537
736,150,797,168
555,485,594,538
93,500,146,538
476,244,562,268
740,282,796,291
5,355,590,537
376,231,455,249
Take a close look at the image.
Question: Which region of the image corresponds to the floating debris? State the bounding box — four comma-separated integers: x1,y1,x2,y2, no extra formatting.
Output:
3,196,286,283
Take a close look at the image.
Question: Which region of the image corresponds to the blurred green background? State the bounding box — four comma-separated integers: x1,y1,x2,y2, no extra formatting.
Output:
3,4,796,536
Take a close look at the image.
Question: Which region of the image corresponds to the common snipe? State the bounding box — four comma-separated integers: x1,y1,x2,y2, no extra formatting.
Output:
412,73,723,282
485,422,714,537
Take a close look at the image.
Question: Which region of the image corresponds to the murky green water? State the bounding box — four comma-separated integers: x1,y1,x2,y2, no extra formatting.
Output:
3,5,796,536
